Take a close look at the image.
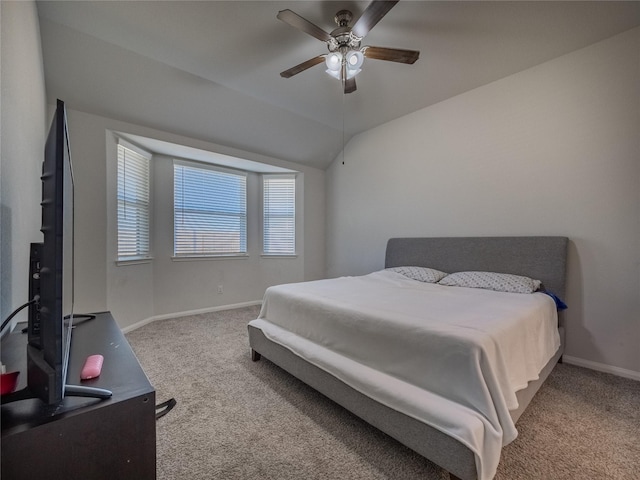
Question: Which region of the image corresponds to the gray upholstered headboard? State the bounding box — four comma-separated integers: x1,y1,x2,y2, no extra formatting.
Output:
385,236,569,299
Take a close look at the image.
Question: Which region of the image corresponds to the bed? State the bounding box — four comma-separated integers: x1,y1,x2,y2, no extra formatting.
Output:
248,236,568,480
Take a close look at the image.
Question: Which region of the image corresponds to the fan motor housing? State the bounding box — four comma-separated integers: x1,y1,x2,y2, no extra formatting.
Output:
328,10,361,52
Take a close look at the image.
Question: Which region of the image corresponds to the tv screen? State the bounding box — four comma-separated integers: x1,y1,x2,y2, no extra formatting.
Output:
25,99,74,405
2,100,110,407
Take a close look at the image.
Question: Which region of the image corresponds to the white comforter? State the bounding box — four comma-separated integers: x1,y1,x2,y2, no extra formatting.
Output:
249,270,560,480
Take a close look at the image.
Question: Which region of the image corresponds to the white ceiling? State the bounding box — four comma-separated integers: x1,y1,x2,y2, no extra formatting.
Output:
36,1,640,170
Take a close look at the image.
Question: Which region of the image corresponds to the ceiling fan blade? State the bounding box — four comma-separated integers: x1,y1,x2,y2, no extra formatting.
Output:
340,62,357,94
344,76,357,94
277,9,333,42
280,56,325,78
351,1,399,39
363,46,420,64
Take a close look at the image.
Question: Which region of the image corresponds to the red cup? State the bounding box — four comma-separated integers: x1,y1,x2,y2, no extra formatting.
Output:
0,371,20,395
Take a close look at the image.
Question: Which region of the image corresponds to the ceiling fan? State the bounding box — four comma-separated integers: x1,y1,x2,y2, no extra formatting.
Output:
278,0,420,94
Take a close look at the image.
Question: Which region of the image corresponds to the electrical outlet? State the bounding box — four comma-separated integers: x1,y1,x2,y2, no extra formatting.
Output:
217,285,223,294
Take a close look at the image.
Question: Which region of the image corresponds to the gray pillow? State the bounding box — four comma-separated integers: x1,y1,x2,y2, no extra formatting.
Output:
438,271,542,294
386,266,448,283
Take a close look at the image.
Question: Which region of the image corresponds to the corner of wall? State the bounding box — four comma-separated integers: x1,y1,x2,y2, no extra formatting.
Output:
0,0,47,323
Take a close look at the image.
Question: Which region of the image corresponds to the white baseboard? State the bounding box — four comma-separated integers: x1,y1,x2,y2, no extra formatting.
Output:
121,300,262,334
562,355,640,381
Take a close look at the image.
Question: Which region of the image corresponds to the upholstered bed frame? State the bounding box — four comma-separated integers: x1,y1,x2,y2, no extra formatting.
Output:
248,236,569,480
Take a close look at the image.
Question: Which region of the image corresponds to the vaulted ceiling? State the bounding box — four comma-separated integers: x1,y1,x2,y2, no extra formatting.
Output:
37,1,640,169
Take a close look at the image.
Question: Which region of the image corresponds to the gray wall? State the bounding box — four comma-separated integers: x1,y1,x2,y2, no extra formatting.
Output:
0,1,47,326
326,27,640,376
65,109,325,330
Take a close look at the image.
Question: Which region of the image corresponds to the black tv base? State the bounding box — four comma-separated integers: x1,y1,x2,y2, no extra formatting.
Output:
65,383,113,398
1,384,112,405
1,311,156,480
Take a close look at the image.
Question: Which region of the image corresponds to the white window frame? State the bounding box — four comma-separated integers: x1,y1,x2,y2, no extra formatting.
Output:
262,174,296,256
116,139,151,262
173,160,248,259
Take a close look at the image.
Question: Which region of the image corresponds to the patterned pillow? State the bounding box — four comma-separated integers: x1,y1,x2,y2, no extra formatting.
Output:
386,266,448,283
438,271,542,294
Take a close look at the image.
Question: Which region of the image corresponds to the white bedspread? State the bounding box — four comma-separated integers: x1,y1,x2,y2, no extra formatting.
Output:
248,270,560,480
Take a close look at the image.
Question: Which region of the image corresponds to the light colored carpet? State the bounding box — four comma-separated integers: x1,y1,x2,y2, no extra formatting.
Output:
126,306,640,479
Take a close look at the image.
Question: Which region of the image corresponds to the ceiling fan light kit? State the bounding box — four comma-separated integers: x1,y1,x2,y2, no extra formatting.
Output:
325,50,363,80
278,0,420,94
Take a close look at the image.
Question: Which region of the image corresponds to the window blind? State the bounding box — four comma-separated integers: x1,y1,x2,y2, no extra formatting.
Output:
174,162,247,256
117,143,150,260
263,175,296,255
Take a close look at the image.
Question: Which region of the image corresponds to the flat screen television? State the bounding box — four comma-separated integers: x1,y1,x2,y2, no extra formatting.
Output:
24,99,76,404
2,99,110,405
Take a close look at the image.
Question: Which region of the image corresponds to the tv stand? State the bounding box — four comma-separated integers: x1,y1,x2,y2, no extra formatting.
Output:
1,312,156,479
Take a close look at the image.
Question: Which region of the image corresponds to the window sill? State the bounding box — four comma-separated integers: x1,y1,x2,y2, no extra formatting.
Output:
116,257,153,266
261,254,298,259
171,254,249,262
